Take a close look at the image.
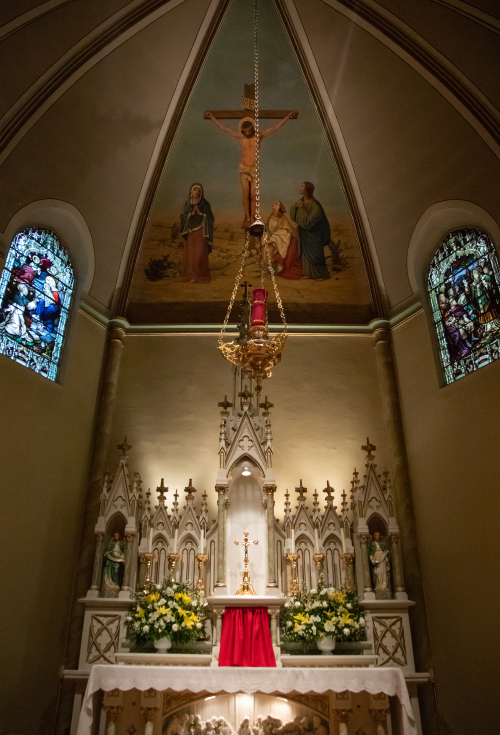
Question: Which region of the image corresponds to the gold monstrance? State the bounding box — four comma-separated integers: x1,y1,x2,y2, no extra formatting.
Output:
234,531,258,595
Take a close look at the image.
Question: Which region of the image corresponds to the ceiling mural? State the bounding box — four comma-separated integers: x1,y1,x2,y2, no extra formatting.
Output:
126,0,374,325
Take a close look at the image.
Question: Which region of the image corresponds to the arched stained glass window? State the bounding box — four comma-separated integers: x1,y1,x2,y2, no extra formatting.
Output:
0,227,74,381
428,228,500,384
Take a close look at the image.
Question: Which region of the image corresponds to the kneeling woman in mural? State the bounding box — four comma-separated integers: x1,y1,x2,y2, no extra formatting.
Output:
264,200,302,280
180,183,214,284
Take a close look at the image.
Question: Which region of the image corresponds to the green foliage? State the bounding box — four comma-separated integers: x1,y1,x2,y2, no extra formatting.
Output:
126,578,208,646
280,581,366,643
144,254,175,281
327,239,347,273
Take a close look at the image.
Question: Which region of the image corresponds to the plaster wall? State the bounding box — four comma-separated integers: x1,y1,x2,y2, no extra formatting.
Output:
0,311,106,735
392,310,500,735
108,333,389,518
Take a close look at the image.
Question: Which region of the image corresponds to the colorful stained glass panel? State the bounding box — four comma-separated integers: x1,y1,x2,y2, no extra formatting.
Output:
0,228,74,381
428,228,500,384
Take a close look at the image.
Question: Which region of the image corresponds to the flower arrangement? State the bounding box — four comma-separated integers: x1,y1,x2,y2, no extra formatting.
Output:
127,578,208,646
280,582,366,643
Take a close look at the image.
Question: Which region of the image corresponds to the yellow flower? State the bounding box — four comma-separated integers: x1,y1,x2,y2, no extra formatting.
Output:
135,608,145,618
293,612,310,624
144,592,160,604
157,606,171,616
332,591,346,603
178,609,198,628
340,610,352,625
174,592,192,605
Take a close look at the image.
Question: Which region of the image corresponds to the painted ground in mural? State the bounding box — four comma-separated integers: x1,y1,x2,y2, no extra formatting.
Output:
126,0,374,325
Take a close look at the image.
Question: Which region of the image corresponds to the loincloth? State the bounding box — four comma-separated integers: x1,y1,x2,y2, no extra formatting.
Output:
239,164,256,183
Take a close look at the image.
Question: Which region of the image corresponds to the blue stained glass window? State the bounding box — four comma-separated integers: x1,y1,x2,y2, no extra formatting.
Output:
428,228,500,384
0,227,74,381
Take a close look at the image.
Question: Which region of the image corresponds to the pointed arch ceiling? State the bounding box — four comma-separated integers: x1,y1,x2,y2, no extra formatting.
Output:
124,0,377,325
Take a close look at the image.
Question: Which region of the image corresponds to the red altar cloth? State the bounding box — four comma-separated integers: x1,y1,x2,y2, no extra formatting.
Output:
218,607,276,667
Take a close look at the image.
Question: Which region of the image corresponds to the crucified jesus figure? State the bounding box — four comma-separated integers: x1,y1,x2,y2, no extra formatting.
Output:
207,112,295,227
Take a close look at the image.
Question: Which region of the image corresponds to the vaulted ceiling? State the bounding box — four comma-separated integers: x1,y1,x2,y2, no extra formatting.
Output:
1,0,499,319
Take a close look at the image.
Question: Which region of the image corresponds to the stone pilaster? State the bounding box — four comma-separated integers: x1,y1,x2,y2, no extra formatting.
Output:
264,483,278,590
389,531,407,598
215,485,228,591
89,532,104,593
119,532,135,595
357,533,374,598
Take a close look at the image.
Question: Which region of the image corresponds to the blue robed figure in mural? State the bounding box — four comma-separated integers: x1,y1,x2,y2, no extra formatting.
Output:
290,181,331,281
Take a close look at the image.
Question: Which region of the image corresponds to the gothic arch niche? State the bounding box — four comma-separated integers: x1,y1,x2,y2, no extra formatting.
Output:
163,693,329,735
323,534,342,588
367,514,388,538
179,534,198,585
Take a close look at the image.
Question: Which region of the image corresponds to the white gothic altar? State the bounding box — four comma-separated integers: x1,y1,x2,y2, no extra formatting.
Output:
66,369,429,735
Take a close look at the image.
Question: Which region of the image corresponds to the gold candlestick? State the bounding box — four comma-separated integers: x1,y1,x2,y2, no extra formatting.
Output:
196,553,208,596
286,552,299,597
340,552,356,591
139,552,153,591
313,552,325,575
168,552,180,577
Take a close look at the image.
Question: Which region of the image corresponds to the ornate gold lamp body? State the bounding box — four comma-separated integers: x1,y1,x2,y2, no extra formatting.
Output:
286,552,299,597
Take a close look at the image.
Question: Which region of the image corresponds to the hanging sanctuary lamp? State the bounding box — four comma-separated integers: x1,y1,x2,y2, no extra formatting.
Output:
218,0,288,388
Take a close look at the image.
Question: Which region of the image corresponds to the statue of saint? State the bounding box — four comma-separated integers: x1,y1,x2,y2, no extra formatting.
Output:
368,531,391,592
103,532,126,592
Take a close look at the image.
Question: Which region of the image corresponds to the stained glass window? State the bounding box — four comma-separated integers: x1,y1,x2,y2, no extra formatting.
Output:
0,227,74,381
428,228,500,384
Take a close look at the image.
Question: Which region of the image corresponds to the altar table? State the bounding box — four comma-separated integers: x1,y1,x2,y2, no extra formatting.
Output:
76,664,418,735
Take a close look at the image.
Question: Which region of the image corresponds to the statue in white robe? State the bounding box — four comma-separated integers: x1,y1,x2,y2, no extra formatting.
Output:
368,531,390,591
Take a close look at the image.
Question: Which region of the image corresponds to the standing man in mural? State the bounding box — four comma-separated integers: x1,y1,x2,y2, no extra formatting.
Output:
290,182,330,281
207,112,295,227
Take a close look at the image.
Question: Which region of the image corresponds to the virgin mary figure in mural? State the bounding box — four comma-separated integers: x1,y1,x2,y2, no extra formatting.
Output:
290,182,330,281
180,183,214,284
264,201,302,279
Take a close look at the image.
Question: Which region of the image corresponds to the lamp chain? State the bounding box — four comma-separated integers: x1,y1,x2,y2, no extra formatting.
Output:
254,0,260,223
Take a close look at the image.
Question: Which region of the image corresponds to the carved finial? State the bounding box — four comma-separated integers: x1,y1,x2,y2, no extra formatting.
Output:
284,488,291,519
361,437,377,460
156,478,168,502
350,468,359,494
312,489,321,524
323,480,334,504
184,479,197,500
295,479,307,500
259,395,274,415
171,489,179,522
218,394,233,411
117,436,132,456
238,385,254,402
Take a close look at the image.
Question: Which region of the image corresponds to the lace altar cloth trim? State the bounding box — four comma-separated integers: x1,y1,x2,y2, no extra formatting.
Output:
76,665,417,735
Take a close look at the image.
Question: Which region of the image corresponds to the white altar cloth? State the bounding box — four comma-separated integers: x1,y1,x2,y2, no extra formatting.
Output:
76,665,417,735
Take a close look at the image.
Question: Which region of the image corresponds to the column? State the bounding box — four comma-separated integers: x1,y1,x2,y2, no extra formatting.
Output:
215,485,228,591
65,323,127,668
390,531,406,598
120,532,135,595
264,484,278,590
372,323,433,669
357,533,373,597
340,553,356,591
369,708,390,735
102,706,122,735
269,610,278,645
89,532,104,592
141,708,159,735
333,710,351,735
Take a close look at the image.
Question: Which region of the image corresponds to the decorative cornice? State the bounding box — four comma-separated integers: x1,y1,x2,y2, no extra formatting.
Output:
0,0,76,42
432,0,500,36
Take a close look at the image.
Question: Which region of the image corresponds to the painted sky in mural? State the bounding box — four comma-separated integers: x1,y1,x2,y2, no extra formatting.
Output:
127,0,373,325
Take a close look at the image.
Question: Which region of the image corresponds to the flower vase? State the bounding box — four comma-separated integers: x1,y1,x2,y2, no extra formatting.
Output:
154,636,172,653
317,636,336,655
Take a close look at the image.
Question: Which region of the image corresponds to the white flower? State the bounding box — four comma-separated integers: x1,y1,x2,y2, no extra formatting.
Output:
285,602,291,608
320,588,328,595
310,588,317,594
192,600,198,607
313,601,321,608
346,603,352,609
143,625,150,632
311,625,317,634
172,584,178,589
196,622,202,629
294,601,301,608
327,587,335,595
324,621,335,633
322,601,328,607
360,618,366,626
158,598,166,606
166,587,174,595
172,623,178,631
343,627,350,636
155,584,161,590
125,616,132,622
311,615,321,623
286,621,292,628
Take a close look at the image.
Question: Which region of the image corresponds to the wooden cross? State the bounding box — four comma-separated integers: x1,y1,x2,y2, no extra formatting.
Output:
117,436,132,456
259,395,274,413
295,479,307,499
323,480,334,501
361,437,377,459
234,530,258,563
156,478,168,500
218,395,233,411
204,83,298,122
238,386,253,401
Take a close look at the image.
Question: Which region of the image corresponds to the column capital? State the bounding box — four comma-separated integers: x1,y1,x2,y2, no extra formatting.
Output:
332,710,352,724
94,531,104,541
215,484,228,495
263,483,277,494
103,705,122,721
357,532,371,543
141,706,159,721
389,531,400,542
369,709,389,722
108,326,126,344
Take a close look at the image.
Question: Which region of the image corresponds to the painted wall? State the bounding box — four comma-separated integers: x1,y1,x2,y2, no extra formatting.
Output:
392,310,500,735
108,333,390,519
0,310,106,734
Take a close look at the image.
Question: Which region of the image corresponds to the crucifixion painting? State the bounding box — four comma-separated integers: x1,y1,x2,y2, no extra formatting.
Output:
205,84,298,227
